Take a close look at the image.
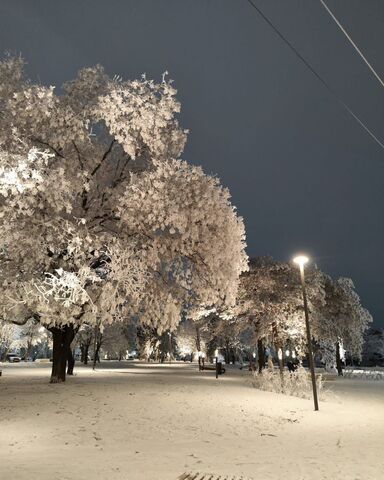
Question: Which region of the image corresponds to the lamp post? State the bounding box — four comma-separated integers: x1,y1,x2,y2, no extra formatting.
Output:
293,254,319,411
168,332,172,365
214,348,219,378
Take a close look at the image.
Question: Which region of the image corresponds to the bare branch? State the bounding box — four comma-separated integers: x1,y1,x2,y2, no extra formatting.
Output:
91,139,116,176
72,141,84,170
31,137,64,159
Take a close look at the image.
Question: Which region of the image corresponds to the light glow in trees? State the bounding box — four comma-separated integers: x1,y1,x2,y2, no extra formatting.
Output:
235,257,371,374
235,257,325,366
0,56,248,382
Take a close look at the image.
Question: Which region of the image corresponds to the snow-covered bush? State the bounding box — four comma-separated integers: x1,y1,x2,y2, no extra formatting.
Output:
252,366,324,400
344,367,384,381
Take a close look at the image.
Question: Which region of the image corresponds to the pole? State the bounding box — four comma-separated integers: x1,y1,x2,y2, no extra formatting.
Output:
92,321,100,371
196,326,201,370
215,356,219,378
299,264,319,411
168,332,172,365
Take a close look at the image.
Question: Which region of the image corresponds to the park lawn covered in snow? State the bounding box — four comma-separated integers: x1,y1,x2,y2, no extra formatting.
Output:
0,362,383,480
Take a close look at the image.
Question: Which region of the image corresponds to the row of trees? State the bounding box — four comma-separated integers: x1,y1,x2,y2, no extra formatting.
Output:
97,255,373,374
1,254,374,374
191,257,372,374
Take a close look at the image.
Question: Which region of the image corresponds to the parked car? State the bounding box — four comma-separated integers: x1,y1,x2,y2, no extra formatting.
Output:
6,353,21,363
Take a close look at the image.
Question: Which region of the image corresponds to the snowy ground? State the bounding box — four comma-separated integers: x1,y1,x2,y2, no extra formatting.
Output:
0,361,383,480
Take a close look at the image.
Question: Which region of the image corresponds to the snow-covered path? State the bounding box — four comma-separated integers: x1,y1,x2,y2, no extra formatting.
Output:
0,362,383,480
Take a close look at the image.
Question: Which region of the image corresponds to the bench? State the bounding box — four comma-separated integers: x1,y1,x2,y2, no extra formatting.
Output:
199,361,226,378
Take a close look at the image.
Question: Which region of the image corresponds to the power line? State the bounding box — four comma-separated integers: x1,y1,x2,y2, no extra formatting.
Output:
245,0,384,153
319,0,384,89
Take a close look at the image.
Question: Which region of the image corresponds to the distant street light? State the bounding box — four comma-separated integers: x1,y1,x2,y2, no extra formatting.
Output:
293,254,319,411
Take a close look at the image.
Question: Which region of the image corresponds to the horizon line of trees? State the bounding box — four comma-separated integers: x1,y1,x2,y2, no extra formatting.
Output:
3,255,377,376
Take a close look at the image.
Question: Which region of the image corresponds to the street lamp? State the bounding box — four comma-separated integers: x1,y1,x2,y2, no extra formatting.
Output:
293,254,319,411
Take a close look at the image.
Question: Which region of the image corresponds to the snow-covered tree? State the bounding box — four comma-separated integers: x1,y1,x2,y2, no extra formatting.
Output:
0,56,248,382
101,321,136,360
76,324,94,364
314,276,373,373
0,318,16,360
14,319,47,360
176,319,199,359
201,312,252,364
136,325,176,362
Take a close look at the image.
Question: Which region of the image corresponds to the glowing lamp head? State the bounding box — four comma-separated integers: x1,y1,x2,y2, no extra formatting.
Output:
293,255,309,268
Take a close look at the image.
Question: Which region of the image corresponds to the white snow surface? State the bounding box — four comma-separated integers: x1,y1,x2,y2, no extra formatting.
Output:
0,361,383,480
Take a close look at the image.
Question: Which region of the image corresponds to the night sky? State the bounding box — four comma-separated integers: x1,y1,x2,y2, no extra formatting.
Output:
1,1,383,326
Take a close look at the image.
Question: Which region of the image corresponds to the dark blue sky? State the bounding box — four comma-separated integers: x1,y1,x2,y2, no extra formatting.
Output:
1,0,383,325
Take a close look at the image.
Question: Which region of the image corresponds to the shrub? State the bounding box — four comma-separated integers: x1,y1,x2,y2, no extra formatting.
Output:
252,366,324,400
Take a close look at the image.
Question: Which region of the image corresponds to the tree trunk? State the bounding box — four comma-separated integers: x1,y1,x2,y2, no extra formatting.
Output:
93,334,102,369
272,322,284,391
49,325,75,383
257,338,265,373
224,340,230,364
26,341,32,361
96,339,102,363
67,348,75,375
84,344,89,364
195,326,202,370
66,327,78,375
195,326,201,351
336,342,343,376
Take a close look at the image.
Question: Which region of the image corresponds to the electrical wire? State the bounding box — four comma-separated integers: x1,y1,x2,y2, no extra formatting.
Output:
319,0,384,89
245,0,384,152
